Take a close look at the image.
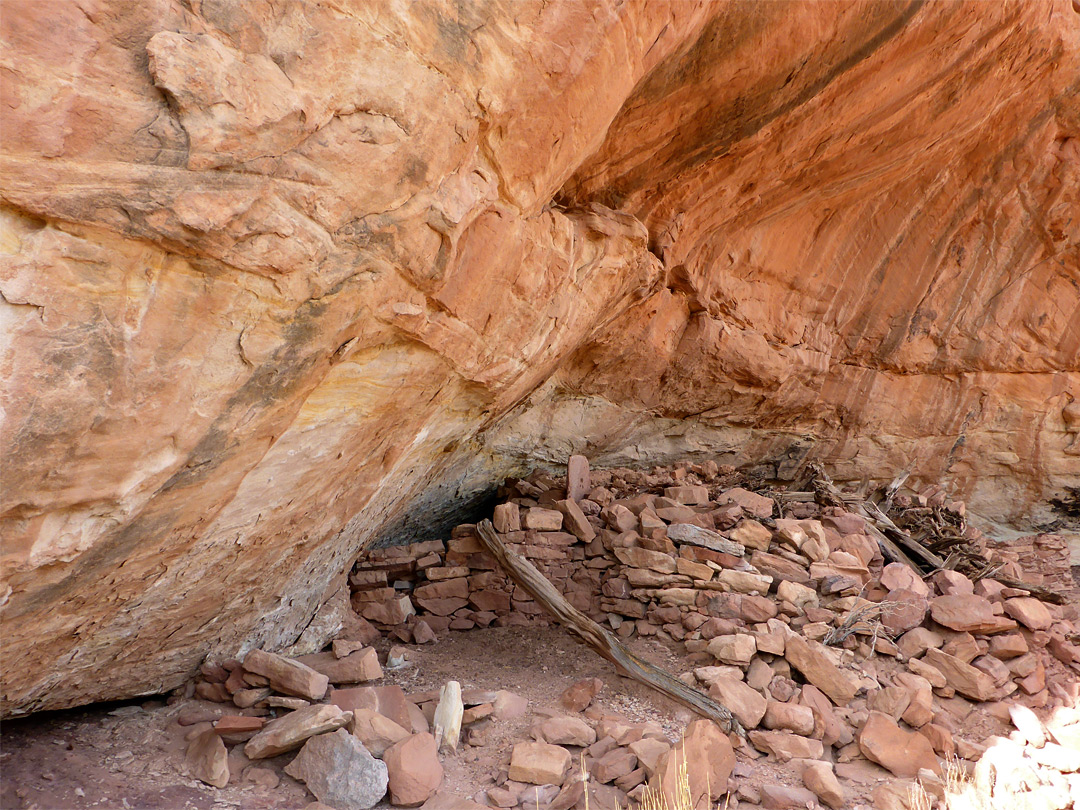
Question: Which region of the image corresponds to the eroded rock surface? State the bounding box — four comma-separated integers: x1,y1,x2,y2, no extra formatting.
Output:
1,0,1077,715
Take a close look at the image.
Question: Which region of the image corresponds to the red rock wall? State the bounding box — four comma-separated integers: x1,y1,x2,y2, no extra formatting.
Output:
1,0,1077,715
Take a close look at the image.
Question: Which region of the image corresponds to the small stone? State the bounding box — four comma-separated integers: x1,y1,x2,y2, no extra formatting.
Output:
932,570,973,596
297,648,383,684
602,504,638,533
802,761,844,809
627,738,670,777
614,546,676,573
243,649,329,701
242,765,279,789
361,595,416,626
675,557,714,580
508,742,571,785
728,520,773,551
493,502,522,533
386,645,409,668
882,589,930,634
919,723,955,756
559,678,604,713
412,620,437,644
556,499,597,543
922,648,996,701
214,714,264,741
896,627,944,658
988,632,1028,659
748,730,824,761
929,594,1013,634
383,732,444,807
186,728,229,788
762,702,815,736
461,703,493,725
716,569,773,595
351,708,410,757
867,686,911,721
333,639,368,659
708,677,767,731
784,635,860,705
593,748,638,783
284,728,388,810
232,687,271,709
523,507,564,531
664,485,710,505
245,703,352,759
707,634,757,666
870,779,919,810
715,488,774,519
880,563,930,597
539,715,596,747
761,783,819,810
332,685,413,731
776,579,817,610
1002,597,1053,631
857,711,940,778
667,523,745,557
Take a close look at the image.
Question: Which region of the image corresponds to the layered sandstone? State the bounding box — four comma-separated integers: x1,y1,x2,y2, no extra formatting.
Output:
1,0,1077,715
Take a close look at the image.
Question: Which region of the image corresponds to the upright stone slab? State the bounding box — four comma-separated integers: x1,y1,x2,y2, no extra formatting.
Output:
566,455,591,502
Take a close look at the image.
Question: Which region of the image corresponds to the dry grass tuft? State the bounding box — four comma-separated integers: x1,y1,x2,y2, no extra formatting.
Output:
907,754,1053,810
824,599,903,649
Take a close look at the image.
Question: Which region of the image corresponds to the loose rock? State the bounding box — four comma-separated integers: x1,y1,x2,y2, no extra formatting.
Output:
284,728,388,810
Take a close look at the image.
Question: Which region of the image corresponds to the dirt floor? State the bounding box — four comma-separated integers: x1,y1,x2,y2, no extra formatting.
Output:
0,621,1037,810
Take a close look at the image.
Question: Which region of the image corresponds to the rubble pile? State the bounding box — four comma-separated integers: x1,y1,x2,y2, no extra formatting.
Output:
176,457,1078,809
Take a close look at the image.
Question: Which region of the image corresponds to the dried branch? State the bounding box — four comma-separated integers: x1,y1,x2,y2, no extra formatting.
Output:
475,520,743,735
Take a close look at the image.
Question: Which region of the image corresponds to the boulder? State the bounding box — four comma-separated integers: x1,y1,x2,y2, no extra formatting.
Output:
857,711,940,778
285,728,388,810
383,732,443,807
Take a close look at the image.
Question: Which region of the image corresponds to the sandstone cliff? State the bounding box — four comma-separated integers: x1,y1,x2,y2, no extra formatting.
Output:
1,0,1077,715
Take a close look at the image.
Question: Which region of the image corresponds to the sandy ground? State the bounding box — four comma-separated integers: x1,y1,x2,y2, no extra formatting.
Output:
0,623,1045,810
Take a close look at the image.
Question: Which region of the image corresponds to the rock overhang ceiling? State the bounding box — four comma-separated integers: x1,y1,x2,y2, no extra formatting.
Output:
0,0,1077,715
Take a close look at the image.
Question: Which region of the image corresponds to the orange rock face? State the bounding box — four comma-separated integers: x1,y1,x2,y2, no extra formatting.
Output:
1,1,1077,715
